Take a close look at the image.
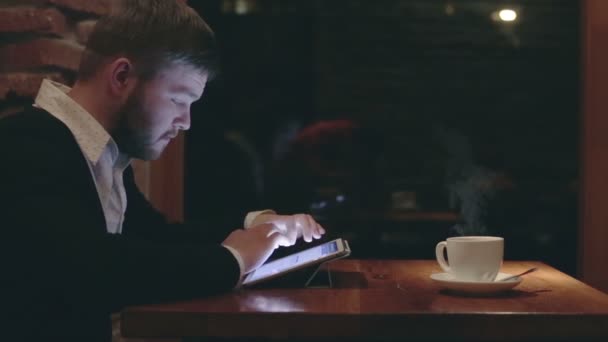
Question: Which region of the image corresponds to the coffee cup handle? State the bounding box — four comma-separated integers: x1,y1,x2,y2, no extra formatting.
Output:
435,241,451,272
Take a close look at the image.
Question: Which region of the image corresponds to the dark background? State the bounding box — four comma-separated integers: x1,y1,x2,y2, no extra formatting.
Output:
185,0,580,275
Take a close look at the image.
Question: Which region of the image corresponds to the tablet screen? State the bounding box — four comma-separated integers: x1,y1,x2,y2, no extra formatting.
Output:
243,240,343,285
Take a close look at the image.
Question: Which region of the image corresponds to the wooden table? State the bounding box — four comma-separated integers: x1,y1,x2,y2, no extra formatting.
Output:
121,260,608,341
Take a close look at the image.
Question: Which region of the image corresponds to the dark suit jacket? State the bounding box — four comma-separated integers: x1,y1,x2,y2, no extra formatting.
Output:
0,107,241,341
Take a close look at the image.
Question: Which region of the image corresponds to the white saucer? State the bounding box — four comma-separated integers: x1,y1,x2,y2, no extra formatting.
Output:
430,272,522,295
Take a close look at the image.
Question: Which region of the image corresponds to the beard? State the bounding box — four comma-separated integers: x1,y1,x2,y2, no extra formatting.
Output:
112,89,165,161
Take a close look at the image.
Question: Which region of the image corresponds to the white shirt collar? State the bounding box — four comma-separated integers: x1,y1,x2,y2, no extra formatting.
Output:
34,79,124,166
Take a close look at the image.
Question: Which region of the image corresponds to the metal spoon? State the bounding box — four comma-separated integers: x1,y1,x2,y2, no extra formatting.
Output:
499,267,538,282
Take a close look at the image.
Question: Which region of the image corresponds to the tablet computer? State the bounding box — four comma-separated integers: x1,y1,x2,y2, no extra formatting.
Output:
242,238,351,287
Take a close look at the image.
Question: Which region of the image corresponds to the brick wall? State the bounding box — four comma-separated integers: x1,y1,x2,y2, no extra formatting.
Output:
0,0,112,117
0,0,187,115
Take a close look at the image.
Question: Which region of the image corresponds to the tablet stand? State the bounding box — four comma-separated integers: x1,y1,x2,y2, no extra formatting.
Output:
304,262,332,288
304,240,349,288
246,260,335,289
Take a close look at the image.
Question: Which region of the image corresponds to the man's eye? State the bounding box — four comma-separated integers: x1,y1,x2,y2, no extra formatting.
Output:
172,99,184,105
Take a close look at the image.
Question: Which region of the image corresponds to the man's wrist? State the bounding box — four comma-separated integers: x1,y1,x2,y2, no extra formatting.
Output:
222,245,245,288
244,209,276,229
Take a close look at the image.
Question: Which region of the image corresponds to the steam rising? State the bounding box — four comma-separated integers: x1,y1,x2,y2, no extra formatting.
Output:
436,125,497,236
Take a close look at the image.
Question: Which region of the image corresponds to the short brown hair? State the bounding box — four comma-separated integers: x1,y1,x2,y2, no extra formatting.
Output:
78,0,219,81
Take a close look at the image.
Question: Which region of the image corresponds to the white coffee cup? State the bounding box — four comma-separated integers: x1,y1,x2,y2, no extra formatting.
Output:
435,236,504,282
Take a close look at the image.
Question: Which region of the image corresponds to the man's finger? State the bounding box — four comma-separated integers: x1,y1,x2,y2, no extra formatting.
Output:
312,229,321,239
317,223,326,235
313,223,325,239
301,216,313,242
306,215,322,240
268,230,291,249
287,227,297,245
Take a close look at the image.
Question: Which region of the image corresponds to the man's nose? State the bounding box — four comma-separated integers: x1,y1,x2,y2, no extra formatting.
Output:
175,110,191,131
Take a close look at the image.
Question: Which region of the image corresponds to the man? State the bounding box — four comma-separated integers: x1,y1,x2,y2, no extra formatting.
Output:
0,1,324,340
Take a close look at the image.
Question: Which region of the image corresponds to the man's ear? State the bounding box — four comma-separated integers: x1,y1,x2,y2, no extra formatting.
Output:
108,57,137,96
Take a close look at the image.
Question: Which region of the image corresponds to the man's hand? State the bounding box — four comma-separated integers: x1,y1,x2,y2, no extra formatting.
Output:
222,223,289,274
250,214,326,247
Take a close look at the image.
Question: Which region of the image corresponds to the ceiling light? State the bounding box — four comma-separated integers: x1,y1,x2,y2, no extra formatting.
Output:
498,9,517,22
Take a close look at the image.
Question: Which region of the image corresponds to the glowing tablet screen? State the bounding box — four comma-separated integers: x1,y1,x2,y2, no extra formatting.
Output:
244,240,339,284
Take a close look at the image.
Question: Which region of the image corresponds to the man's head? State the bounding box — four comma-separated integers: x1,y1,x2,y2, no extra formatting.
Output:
76,0,218,160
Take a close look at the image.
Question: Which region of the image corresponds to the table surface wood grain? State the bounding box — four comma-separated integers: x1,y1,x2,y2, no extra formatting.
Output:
122,260,608,341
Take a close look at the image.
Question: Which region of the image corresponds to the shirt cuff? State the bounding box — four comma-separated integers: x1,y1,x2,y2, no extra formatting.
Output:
244,209,276,229
222,245,244,288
